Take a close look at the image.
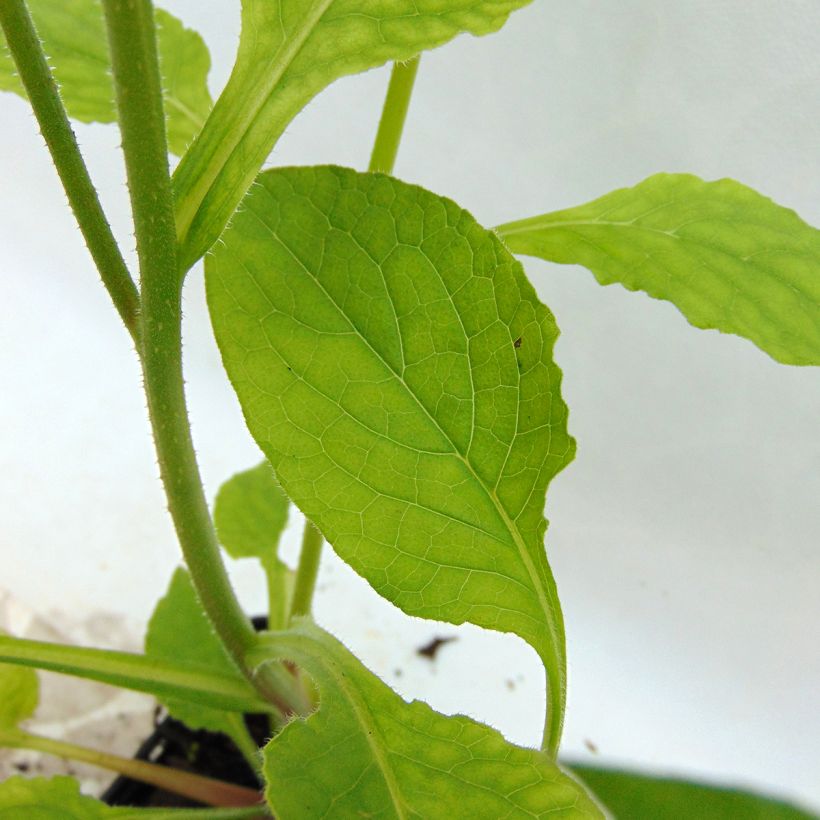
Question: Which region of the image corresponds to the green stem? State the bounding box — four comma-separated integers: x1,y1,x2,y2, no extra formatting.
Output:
101,0,256,673
368,56,420,175
0,634,273,715
289,521,324,620
0,728,262,808
0,0,140,344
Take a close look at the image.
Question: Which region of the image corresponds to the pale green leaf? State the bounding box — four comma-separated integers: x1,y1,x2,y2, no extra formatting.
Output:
0,775,263,819
250,620,601,819
0,655,38,729
0,1,211,155
145,567,257,757
496,174,820,366
214,462,289,563
173,0,534,269
569,764,818,820
206,165,574,754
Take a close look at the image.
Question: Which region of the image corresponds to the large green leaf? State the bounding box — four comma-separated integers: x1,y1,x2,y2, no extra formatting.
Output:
214,462,294,630
496,174,820,366
145,567,258,760
0,775,263,819
0,1,211,155
569,764,818,820
173,0,533,269
0,655,38,729
249,620,601,819
206,165,574,755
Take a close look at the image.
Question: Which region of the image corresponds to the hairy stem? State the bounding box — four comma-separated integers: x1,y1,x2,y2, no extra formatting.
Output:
0,0,140,343
368,57,420,175
101,0,256,670
0,728,262,808
289,521,324,620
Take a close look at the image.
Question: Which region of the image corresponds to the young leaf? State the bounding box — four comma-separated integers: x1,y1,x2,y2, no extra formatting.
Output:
173,0,534,269
249,621,601,819
0,0,211,155
145,567,259,759
496,174,820,366
0,775,265,819
0,657,38,729
206,165,575,755
214,462,294,630
569,764,817,819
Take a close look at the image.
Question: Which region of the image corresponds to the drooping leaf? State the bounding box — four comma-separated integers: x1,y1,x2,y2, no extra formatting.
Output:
496,174,820,366
173,0,534,269
0,1,211,155
249,620,601,819
145,568,258,759
206,165,575,755
0,633,269,715
569,764,818,820
214,461,294,629
0,775,264,819
0,654,38,729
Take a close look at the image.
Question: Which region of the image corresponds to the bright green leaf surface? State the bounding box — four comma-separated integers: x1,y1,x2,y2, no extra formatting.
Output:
0,656,38,729
206,165,575,754
0,1,211,155
145,568,256,756
173,0,533,269
251,620,600,819
496,174,820,365
214,462,289,562
0,775,264,819
569,764,818,820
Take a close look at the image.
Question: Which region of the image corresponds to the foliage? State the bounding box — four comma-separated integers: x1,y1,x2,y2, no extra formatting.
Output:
0,0,817,817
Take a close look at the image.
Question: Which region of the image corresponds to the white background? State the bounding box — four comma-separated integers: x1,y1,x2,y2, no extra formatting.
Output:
1,0,818,810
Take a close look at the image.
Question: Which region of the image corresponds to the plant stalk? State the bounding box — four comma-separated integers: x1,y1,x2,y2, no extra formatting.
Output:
0,0,140,343
0,728,262,808
368,56,420,175
101,0,256,671
289,521,324,620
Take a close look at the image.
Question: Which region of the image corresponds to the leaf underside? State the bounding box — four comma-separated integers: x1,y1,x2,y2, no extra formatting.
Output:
254,620,601,819
496,174,820,366
569,764,818,820
206,164,574,754
0,0,211,155
145,568,254,749
173,0,534,268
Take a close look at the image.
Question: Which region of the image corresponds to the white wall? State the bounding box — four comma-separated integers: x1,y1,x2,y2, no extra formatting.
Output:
1,0,818,809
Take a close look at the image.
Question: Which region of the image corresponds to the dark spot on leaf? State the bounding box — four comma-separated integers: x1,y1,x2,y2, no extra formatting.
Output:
513,336,522,348
416,635,457,660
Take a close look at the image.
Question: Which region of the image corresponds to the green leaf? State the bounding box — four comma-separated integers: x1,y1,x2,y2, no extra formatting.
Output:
496,174,820,366
0,655,38,729
173,0,534,270
206,165,574,755
145,567,258,759
0,1,211,155
0,775,264,819
0,633,269,716
214,461,293,630
214,462,289,562
569,764,818,820
249,620,601,819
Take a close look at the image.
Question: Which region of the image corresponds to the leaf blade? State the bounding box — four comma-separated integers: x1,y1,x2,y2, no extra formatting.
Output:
496,174,820,365
0,657,38,729
206,165,574,754
173,0,533,268
569,764,818,819
0,1,211,155
251,621,601,819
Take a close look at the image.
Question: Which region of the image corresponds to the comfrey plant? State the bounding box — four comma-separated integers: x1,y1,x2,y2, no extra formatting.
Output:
0,1,817,817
